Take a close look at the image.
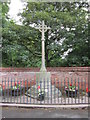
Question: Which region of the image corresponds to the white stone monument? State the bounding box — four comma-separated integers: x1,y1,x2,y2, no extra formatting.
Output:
26,21,61,101
35,20,50,72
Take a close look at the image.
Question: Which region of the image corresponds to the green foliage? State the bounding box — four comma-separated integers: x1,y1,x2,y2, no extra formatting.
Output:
2,2,89,67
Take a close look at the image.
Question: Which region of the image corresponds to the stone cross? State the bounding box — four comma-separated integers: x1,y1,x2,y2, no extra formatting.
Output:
35,20,51,72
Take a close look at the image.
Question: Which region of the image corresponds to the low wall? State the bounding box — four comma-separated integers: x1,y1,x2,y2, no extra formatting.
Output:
0,67,89,91
0,67,89,72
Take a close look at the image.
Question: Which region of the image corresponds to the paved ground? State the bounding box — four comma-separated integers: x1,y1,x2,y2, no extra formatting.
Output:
1,95,89,104
1,107,89,118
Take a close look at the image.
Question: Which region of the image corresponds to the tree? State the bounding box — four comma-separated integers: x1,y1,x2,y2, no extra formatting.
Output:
1,2,41,67
1,2,89,67
19,2,89,66
1,2,30,67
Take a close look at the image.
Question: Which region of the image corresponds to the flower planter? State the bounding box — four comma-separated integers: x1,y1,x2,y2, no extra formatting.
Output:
65,84,78,97
0,85,2,95
88,92,90,97
65,89,78,97
86,88,90,97
37,86,45,101
11,83,24,96
37,91,45,101
11,89,23,96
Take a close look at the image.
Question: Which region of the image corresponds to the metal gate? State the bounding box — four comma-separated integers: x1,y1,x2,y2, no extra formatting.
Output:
0,78,89,105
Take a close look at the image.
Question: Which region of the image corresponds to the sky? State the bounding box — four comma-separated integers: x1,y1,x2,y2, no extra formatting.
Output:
8,0,26,24
8,0,88,24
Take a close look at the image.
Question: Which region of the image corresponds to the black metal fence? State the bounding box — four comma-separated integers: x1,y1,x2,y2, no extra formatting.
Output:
0,78,89,105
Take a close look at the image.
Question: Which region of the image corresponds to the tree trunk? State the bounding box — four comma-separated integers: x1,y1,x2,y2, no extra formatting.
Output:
46,49,50,67
45,31,50,67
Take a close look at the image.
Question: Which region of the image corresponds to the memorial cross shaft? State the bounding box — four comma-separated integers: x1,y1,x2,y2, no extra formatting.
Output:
35,20,50,72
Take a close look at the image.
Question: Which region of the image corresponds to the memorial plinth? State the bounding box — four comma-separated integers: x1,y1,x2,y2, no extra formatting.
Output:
26,72,61,101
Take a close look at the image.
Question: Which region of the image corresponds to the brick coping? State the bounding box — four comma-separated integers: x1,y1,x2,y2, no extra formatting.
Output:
0,67,90,72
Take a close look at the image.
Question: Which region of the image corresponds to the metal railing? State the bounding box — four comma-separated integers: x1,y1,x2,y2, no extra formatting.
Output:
0,78,89,105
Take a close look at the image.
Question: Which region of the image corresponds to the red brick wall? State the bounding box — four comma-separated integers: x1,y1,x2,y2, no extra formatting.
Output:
0,67,89,72
0,67,89,91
